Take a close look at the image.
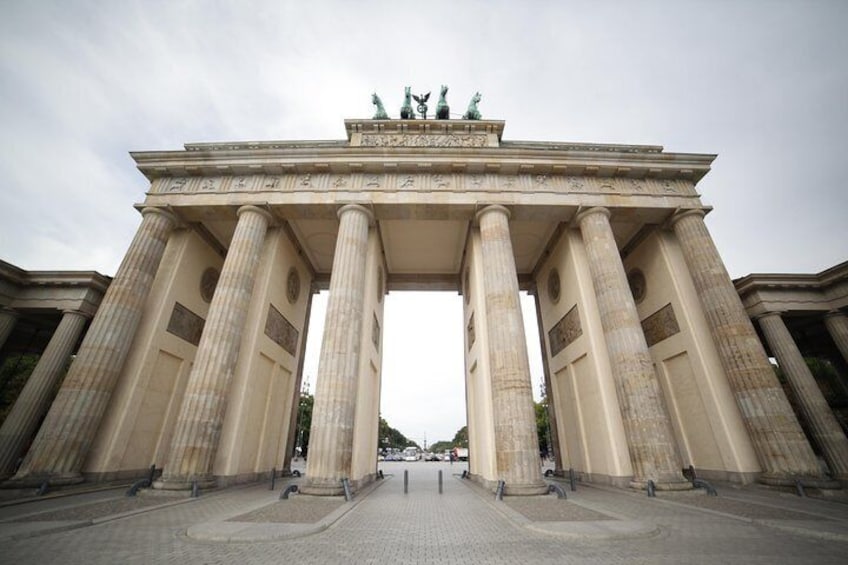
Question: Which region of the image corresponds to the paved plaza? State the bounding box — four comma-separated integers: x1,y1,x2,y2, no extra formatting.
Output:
1,461,847,564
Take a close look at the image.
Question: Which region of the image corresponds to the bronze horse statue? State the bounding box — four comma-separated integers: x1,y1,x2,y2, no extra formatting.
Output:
463,91,482,120
371,93,389,120
435,85,450,120
400,86,415,119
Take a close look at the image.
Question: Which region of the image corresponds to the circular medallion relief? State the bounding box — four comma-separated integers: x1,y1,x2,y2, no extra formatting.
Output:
286,267,301,304
547,269,561,303
200,268,220,303
627,269,647,304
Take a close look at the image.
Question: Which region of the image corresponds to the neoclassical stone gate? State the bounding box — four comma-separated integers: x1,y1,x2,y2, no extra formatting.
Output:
3,118,846,493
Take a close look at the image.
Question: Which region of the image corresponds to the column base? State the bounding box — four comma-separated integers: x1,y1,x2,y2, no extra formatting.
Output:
153,475,217,491
299,477,346,496
503,481,550,496
758,472,842,490
1,471,84,488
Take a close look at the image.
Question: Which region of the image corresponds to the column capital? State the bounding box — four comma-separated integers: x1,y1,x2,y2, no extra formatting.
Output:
667,208,706,228
754,310,786,322
236,205,274,225
140,206,178,227
337,203,374,225
475,204,511,224
574,206,610,225
61,309,92,320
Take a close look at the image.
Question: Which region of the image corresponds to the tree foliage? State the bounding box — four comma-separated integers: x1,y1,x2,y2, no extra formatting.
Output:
0,354,40,426
379,417,418,449
294,391,313,457
452,425,468,448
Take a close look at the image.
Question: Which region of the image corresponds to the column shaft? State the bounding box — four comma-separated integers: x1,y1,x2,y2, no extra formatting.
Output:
0,311,88,478
7,208,176,486
759,312,848,480
158,206,271,489
301,204,372,496
670,210,824,483
477,205,546,495
824,312,848,366
577,207,687,489
0,308,19,351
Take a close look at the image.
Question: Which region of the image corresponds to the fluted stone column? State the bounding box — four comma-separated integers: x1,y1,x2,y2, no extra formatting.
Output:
577,207,688,490
6,207,177,486
758,312,848,481
0,307,19,351
0,310,89,478
476,205,546,495
670,209,825,484
157,206,272,489
301,204,372,496
824,311,848,366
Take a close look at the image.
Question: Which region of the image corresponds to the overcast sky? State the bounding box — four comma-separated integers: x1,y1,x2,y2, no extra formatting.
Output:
2,1,846,445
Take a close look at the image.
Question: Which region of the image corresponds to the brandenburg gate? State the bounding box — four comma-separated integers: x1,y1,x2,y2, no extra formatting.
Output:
3,109,846,495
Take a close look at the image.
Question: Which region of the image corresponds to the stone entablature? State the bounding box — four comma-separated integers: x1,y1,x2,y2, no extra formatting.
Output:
0,259,111,317
149,172,698,198
133,120,713,184
735,261,848,317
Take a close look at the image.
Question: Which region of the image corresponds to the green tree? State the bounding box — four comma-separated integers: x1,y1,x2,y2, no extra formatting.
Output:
536,398,551,457
295,391,313,458
378,417,418,450
428,440,453,453
452,425,468,448
0,354,40,426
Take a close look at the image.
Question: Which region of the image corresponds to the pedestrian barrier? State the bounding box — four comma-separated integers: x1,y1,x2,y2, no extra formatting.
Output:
404,469,409,494
190,480,200,498
270,467,277,490
568,468,577,492
693,478,718,496
547,483,567,499
495,480,505,501
438,470,443,494
280,484,298,499
646,479,656,498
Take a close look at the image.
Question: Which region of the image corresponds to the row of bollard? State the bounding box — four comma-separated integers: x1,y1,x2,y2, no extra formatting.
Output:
401,469,445,495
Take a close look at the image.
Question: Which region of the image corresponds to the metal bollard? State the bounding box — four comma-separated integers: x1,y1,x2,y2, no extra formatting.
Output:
35,481,49,496
341,477,352,501
438,470,443,494
280,484,298,499
126,478,150,497
795,479,806,497
569,468,577,492
191,480,200,498
291,469,301,477
147,464,157,485
378,470,384,480
404,469,409,494
646,479,656,498
461,470,468,479
270,467,277,490
495,480,505,500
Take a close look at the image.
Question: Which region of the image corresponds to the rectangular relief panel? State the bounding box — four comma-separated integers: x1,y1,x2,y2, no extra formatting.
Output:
549,305,582,357
641,303,680,347
166,302,205,346
264,303,299,356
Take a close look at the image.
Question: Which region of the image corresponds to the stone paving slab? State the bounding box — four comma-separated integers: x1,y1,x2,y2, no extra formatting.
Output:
228,496,344,523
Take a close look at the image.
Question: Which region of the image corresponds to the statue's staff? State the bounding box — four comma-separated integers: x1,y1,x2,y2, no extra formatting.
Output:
413,92,430,119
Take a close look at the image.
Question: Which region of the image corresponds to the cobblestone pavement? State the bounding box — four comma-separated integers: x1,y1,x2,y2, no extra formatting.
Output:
0,461,847,564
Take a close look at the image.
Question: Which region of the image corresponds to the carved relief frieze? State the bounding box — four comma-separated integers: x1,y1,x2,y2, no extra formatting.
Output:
641,303,680,347
360,133,489,148
166,302,205,346
549,305,582,357
150,173,696,197
264,303,299,356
